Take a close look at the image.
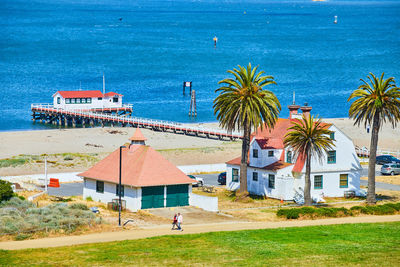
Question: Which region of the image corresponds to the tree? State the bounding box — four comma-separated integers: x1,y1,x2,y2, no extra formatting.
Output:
283,115,334,206
348,72,400,204
0,180,14,202
213,63,281,192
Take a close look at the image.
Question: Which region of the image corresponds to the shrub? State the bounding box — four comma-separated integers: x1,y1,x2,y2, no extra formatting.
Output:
63,156,74,161
0,197,100,236
70,203,89,210
0,180,14,202
86,196,93,202
277,202,400,219
15,233,32,241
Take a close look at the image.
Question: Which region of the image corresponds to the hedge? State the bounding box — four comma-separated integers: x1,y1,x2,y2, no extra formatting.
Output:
277,202,400,219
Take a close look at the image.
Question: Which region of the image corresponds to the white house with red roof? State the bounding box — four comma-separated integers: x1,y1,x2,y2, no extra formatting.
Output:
79,128,196,211
52,90,123,110
226,104,363,202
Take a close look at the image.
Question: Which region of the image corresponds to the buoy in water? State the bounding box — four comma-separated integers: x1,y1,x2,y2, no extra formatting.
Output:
334,15,338,24
213,36,218,48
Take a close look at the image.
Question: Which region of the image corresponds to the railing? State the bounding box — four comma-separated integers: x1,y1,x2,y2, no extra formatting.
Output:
31,104,243,138
355,146,400,162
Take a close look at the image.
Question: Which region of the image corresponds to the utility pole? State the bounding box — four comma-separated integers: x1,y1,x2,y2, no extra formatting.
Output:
45,156,48,192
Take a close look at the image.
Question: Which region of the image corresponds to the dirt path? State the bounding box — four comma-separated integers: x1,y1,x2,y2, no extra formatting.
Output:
1,215,400,250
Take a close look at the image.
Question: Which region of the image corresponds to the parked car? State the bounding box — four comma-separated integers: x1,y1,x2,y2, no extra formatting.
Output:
381,163,400,176
188,175,204,187
376,155,400,165
218,172,226,185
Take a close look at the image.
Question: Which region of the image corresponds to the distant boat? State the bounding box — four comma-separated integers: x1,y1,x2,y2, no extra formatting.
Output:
334,15,338,24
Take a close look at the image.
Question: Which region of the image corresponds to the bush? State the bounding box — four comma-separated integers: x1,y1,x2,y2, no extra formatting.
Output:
63,156,74,161
70,203,89,210
277,202,400,219
86,196,93,202
0,180,14,202
0,197,100,235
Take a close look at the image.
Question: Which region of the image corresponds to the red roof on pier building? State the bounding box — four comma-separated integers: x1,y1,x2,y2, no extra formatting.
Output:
53,90,123,99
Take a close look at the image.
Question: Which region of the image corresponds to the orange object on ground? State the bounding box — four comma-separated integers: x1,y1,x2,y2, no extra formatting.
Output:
48,178,60,188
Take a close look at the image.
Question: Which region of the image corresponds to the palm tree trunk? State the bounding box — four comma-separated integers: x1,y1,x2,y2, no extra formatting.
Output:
240,121,250,193
304,153,312,206
367,113,380,205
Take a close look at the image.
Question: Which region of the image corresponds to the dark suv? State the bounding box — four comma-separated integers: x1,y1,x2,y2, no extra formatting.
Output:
218,172,226,185
376,155,400,165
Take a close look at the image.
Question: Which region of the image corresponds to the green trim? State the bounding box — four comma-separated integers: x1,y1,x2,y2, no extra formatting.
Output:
65,98,93,104
330,132,335,140
340,174,348,188
314,175,323,189
327,151,336,164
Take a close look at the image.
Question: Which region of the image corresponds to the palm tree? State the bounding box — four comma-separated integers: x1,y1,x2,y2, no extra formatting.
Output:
213,63,281,193
348,72,400,204
284,115,334,206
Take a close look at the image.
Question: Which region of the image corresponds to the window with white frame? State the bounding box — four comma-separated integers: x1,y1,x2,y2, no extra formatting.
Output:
253,149,258,158
232,168,239,182
252,172,258,181
268,174,275,188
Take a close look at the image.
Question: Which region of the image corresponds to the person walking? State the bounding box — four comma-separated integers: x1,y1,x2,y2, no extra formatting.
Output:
171,214,177,230
177,213,183,231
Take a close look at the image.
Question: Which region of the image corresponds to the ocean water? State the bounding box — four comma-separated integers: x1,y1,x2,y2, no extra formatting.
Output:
0,0,399,131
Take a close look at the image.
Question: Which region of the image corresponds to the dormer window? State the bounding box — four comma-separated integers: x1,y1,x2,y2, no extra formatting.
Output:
268,150,274,157
253,149,258,158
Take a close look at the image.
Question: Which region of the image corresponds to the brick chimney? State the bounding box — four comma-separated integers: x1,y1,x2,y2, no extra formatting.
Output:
288,91,300,119
288,104,300,119
300,103,312,118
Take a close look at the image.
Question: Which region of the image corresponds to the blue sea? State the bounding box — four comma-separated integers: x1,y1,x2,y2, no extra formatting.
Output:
0,0,399,131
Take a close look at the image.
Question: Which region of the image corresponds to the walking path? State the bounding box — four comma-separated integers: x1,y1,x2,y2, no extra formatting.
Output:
1,215,399,250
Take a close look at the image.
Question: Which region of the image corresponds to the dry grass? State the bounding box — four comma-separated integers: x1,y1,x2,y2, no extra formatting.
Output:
361,175,400,185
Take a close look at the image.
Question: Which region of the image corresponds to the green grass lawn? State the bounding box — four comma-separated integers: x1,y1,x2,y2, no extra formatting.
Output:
1,222,400,266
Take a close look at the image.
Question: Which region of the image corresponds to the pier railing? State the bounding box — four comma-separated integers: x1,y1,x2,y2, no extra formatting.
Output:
31,104,243,139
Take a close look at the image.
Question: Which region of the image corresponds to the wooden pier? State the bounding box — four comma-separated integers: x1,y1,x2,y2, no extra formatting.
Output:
31,104,242,140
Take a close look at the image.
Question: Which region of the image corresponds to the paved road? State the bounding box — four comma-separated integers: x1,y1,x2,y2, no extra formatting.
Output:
47,182,83,196
361,165,381,177
360,180,400,191
191,173,222,187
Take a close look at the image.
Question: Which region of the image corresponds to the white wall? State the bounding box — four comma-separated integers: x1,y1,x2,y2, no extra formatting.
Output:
103,96,123,108
293,169,362,198
83,178,141,211
249,139,282,168
178,163,226,174
53,93,123,110
226,164,240,191
189,193,218,212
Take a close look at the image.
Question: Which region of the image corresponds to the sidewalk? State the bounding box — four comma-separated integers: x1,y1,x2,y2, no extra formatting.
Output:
1,215,399,250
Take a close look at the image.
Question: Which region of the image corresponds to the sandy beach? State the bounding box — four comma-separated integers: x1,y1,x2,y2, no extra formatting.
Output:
0,118,399,176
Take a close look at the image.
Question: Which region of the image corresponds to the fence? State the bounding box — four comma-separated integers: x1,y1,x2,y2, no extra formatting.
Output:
190,193,218,212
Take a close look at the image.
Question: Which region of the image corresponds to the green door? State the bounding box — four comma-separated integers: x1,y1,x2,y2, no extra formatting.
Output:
166,184,189,207
141,186,165,209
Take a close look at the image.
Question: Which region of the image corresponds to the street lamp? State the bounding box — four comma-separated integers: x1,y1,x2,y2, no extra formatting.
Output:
119,145,126,226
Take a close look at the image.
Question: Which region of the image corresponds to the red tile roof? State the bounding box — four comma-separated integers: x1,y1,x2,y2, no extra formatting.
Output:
78,145,195,187
54,90,104,98
262,160,292,171
129,128,147,142
104,92,123,97
255,138,284,149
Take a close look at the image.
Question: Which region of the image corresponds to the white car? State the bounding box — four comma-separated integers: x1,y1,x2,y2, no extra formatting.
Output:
188,175,204,187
